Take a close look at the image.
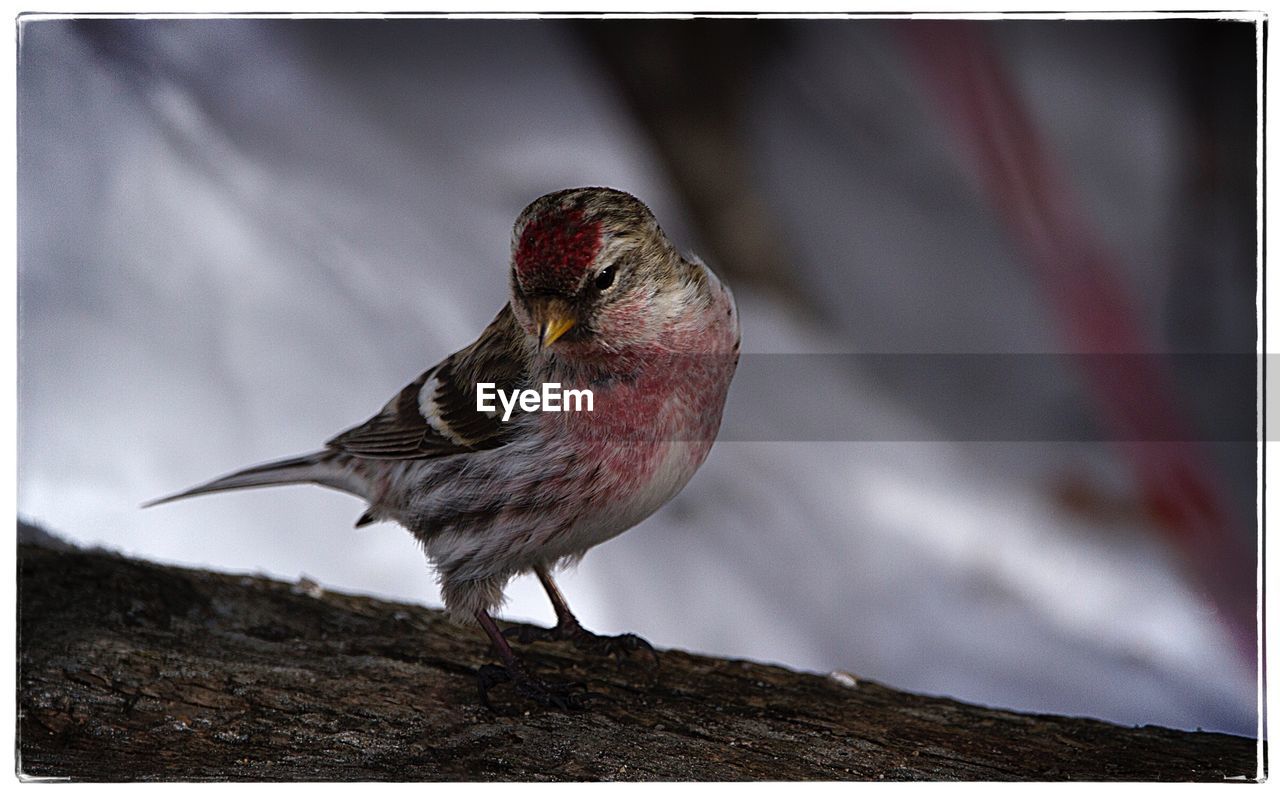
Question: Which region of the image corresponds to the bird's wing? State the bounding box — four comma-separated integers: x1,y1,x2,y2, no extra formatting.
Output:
326,305,528,460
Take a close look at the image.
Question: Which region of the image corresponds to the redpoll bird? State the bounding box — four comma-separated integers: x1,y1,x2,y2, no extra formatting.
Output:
147,187,741,707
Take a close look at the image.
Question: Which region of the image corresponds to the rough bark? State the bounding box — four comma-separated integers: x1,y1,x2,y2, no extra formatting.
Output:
17,542,1261,782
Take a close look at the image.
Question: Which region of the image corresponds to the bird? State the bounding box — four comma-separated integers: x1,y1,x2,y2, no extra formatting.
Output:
146,187,741,708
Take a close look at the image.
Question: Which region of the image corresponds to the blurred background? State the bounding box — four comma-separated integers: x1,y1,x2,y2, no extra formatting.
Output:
18,18,1260,736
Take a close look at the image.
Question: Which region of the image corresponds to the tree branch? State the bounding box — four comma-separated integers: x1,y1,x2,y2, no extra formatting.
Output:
17,542,1260,781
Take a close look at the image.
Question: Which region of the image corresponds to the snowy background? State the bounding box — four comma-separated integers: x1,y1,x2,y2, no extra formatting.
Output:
18,18,1259,736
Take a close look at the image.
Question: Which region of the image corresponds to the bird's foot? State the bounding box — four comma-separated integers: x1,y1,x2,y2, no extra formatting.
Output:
476,662,595,712
505,620,659,669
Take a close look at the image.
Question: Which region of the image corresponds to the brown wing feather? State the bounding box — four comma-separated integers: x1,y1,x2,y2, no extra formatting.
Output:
326,305,528,460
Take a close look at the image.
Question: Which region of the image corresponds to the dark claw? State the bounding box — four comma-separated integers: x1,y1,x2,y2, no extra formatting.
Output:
476,662,511,707
575,632,659,671
476,662,597,712
505,621,659,671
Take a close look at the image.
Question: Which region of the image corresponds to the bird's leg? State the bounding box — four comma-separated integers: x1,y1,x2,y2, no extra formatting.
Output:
474,609,590,710
504,566,658,667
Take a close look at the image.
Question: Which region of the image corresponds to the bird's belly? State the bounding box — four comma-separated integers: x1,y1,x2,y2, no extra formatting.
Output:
553,438,706,556
531,381,721,564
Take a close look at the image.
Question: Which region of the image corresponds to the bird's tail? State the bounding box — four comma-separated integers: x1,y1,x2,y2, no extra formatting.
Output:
142,450,363,508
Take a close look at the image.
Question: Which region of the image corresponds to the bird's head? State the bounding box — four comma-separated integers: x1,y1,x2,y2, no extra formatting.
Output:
508,187,689,357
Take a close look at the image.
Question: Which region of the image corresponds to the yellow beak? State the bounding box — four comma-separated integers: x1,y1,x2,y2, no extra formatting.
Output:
536,304,577,349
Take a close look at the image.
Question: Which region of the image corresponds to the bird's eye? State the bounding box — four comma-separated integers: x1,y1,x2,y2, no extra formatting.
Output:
594,265,617,291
